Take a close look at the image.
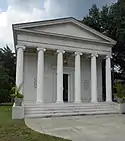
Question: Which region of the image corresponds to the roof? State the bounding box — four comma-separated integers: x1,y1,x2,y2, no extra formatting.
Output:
12,17,117,48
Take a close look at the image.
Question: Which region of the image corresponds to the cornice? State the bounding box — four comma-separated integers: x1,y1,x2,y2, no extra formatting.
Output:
15,28,115,46
12,17,116,44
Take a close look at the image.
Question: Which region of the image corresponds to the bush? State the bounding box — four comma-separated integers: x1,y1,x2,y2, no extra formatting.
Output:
114,83,125,103
10,86,24,99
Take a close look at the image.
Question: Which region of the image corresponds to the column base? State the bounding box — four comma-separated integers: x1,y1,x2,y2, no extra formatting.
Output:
36,100,43,104
74,100,82,103
91,100,98,103
56,100,63,104
106,100,112,103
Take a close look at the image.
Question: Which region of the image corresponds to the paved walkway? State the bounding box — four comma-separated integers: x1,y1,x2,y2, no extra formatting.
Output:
25,114,125,141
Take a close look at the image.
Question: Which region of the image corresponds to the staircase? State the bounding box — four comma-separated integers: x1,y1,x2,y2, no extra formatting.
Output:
24,102,119,118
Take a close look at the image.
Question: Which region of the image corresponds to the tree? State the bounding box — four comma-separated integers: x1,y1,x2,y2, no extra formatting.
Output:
0,45,16,103
0,45,16,81
82,1,125,78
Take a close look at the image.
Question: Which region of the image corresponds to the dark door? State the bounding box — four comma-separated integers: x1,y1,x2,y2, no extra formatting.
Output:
63,74,68,102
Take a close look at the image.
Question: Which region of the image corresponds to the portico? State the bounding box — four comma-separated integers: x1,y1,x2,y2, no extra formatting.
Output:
16,45,112,104
12,17,117,118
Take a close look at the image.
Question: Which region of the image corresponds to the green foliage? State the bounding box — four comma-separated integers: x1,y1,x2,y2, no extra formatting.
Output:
114,83,125,102
83,2,125,41
0,45,16,103
82,2,125,78
10,85,24,99
0,106,69,141
83,4,102,32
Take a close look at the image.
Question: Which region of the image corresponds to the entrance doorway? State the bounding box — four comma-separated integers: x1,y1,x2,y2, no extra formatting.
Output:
63,74,68,102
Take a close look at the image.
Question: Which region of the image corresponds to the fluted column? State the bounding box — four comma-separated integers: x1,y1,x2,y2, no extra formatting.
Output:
106,56,112,102
36,47,46,103
74,52,82,103
16,45,25,93
56,50,65,103
91,54,98,102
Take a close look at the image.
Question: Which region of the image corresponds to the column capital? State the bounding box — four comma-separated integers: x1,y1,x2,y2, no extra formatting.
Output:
75,52,83,55
37,47,46,52
16,45,25,50
57,50,65,54
106,55,113,59
91,53,98,58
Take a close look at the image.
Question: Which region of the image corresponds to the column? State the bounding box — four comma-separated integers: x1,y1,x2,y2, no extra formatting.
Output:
16,45,25,94
91,54,98,102
36,47,46,103
75,52,82,103
106,56,112,102
56,50,65,103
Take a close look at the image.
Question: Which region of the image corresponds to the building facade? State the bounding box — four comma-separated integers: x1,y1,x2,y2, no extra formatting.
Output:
13,17,116,106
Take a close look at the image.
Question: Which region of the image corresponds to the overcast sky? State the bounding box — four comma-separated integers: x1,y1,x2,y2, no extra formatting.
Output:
0,0,117,50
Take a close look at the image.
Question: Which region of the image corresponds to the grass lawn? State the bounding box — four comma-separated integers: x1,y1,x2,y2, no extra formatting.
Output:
0,106,70,141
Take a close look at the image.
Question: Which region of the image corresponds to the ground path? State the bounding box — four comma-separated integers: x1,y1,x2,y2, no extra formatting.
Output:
25,114,125,141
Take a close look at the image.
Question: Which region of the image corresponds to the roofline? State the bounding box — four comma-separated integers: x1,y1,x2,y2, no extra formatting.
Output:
12,17,117,45
12,17,74,28
71,18,116,44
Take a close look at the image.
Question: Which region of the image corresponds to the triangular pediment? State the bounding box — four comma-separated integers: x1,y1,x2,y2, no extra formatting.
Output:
13,17,116,44
25,23,108,42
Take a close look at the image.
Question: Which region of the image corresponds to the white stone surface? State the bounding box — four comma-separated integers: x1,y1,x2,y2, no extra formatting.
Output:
106,56,112,102
36,48,45,103
18,33,112,55
91,54,98,102
75,52,82,102
120,103,125,114
14,18,115,104
12,106,24,119
29,22,106,41
16,45,25,93
13,18,117,119
23,53,103,103
56,50,64,103
24,102,119,118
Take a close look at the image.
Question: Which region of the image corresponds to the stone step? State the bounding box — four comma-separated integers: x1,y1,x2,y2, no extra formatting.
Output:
24,102,119,118
25,110,118,118
25,107,117,115
24,105,114,112
24,102,115,109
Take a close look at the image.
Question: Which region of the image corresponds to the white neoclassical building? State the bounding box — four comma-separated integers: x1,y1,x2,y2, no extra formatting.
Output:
12,17,118,118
